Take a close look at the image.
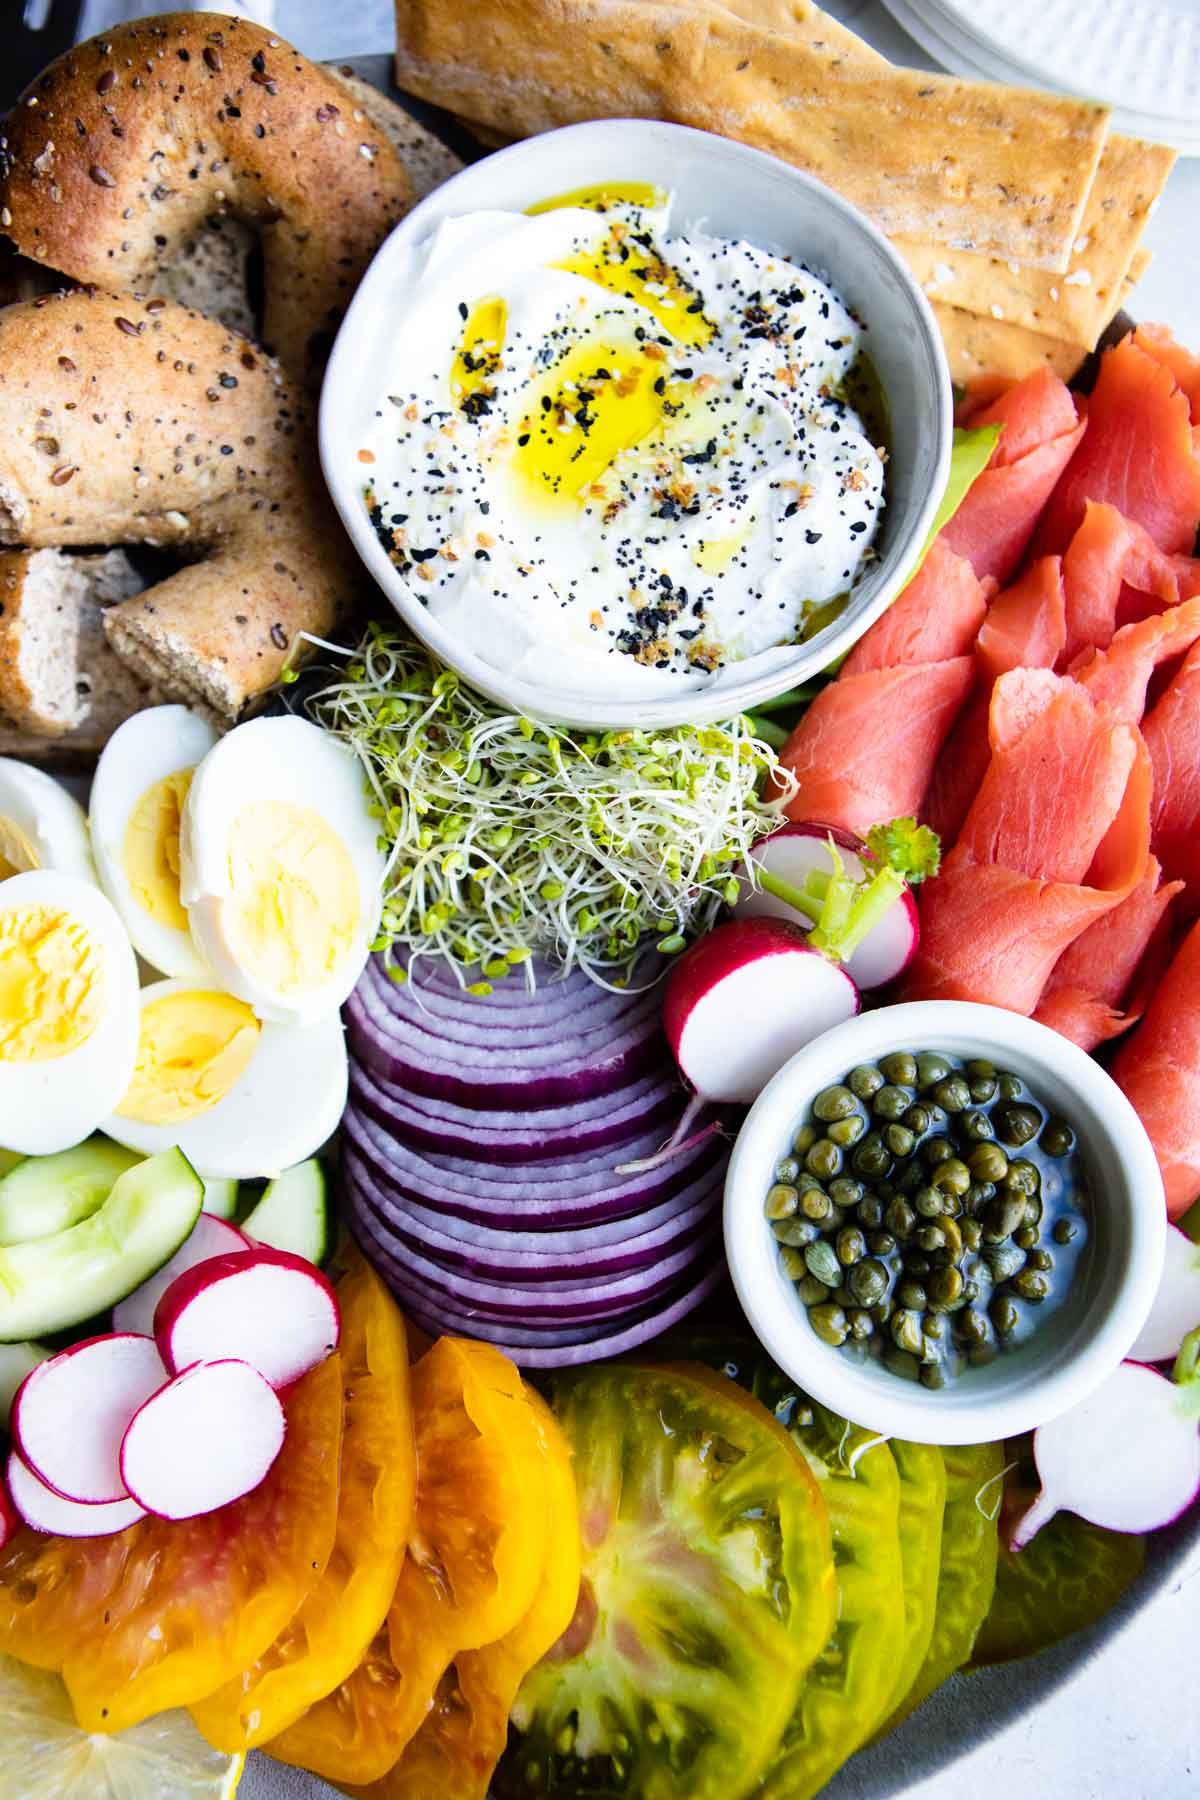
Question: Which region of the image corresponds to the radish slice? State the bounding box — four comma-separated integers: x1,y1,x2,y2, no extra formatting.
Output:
736,822,920,990
0,1469,18,1549
1011,1360,1200,1547
1129,1224,1200,1364
6,1447,146,1537
11,1333,166,1505
112,1213,253,1337
663,918,859,1106
154,1247,340,1389
120,1358,285,1520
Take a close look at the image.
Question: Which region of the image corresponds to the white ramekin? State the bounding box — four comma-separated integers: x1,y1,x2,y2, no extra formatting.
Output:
723,1001,1166,1445
319,118,953,729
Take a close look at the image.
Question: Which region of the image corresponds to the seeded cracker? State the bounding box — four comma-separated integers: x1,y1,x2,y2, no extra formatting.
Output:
393,0,1110,273
933,249,1150,385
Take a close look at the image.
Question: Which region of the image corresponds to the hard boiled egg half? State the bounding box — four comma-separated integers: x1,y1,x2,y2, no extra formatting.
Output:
0,760,95,884
89,705,218,979
0,871,139,1154
180,716,384,1023
103,978,348,1179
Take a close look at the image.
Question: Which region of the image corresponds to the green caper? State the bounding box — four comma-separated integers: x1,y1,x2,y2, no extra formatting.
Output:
916,1051,952,1090
914,1184,946,1219
926,1265,964,1310
964,1181,997,1214
848,1309,875,1342
804,1240,842,1288
939,1215,964,1259
793,1123,817,1155
869,1230,897,1258
891,1310,925,1356
961,1278,981,1303
875,1179,897,1201
968,1341,998,1367
884,1197,916,1239
831,1284,855,1311
779,1247,808,1280
1011,1269,1051,1303
915,1224,946,1252
956,1307,989,1345
931,1074,971,1113
800,1186,833,1222
995,1101,1042,1146
922,1136,954,1168
797,1275,831,1306
1013,1224,1039,1251
933,1157,971,1197
871,1297,895,1325
960,1218,983,1252
894,1160,925,1195
922,1314,946,1344
1053,1217,1079,1245
848,1064,885,1100
1040,1117,1076,1157
902,1102,933,1136
765,1183,800,1220
772,1218,818,1247
853,1134,892,1178
836,1226,867,1267
830,1176,865,1209
813,1083,858,1122
847,1257,889,1306
857,1195,885,1230
809,1304,849,1346
969,1075,998,1103
873,1084,912,1121
997,1072,1024,1100
775,1156,802,1184
883,1346,921,1381
984,1193,1026,1240
879,1050,918,1086
896,1278,927,1311
990,1292,1021,1336
906,1251,933,1276
884,1123,916,1159
827,1113,867,1148
1027,1247,1054,1273
984,1242,1026,1281
960,1109,995,1143
1023,1195,1044,1227
805,1139,843,1180
968,1142,1009,1183
1004,1158,1042,1197
919,1361,947,1390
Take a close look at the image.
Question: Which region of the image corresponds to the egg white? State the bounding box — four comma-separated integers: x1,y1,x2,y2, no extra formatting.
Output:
180,715,384,1024
102,977,349,1180
0,760,96,884
89,705,219,980
0,871,140,1155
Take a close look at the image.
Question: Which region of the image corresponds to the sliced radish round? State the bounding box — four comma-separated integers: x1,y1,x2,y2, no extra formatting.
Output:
112,1212,253,1337
663,918,859,1107
735,822,919,990
6,1447,146,1538
154,1247,340,1389
119,1358,285,1520
0,1469,18,1550
11,1334,166,1506
1130,1225,1200,1364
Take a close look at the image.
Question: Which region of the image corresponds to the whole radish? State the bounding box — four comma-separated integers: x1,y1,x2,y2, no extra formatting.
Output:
1129,1224,1200,1364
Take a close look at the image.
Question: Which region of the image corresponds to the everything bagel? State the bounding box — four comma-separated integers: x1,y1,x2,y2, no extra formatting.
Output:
0,287,356,719
0,12,413,375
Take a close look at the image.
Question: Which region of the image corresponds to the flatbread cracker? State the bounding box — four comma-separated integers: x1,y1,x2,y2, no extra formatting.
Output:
393,0,1110,271
896,134,1174,350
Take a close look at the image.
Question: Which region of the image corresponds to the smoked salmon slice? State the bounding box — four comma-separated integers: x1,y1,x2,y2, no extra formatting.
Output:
940,368,1085,585
1033,857,1182,1051
902,671,1150,1013
778,538,986,834
1133,323,1200,425
1069,594,1200,724
1060,501,1182,663
1113,917,1200,1219
1142,638,1200,912
1035,336,1200,558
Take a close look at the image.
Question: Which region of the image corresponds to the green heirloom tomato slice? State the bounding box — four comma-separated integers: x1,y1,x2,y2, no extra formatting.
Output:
972,1514,1145,1667
885,1439,1005,1727
881,1441,947,1717
500,1363,836,1800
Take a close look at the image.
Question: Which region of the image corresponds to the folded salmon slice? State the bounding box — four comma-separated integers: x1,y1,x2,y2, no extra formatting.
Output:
1134,323,1200,426
940,368,1085,585
1142,638,1200,912
1060,501,1184,662
779,539,986,834
1035,336,1200,557
1033,857,1182,1050
1113,917,1200,1219
902,670,1150,1013
1070,593,1200,724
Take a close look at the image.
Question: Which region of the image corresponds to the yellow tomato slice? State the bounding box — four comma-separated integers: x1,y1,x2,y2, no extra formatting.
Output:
192,1252,415,1751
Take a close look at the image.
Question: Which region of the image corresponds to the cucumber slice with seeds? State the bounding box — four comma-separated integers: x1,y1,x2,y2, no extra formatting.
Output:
0,1139,142,1247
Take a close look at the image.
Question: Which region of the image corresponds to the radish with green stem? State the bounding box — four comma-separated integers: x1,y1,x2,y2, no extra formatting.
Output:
1130,1224,1200,1364
1010,1329,1200,1547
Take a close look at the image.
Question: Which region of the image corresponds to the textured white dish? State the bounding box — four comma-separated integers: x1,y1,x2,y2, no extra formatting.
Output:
724,1000,1166,1445
320,118,952,730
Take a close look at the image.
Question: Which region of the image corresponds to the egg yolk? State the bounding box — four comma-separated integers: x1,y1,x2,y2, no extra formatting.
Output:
224,800,359,998
0,816,42,879
0,905,102,1063
123,769,192,931
117,990,260,1125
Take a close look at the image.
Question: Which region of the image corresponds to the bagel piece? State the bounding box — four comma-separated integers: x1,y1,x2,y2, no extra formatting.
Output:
0,288,357,721
0,12,413,377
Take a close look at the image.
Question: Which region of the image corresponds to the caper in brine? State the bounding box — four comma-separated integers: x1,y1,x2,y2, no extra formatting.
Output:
883,1346,921,1381
773,1218,818,1247
1040,1116,1076,1157
884,1123,915,1159
857,1194,885,1230
765,1183,800,1220
775,1156,802,1184
914,1184,946,1219
848,1064,886,1100
1053,1217,1079,1245
869,1230,897,1258
906,1252,932,1277
872,1297,895,1325
847,1257,889,1307
806,1139,843,1180
853,1135,892,1178
933,1157,971,1197
873,1084,912,1121
1005,1158,1041,1197
939,1215,964,1260
960,1218,983,1252
891,1310,925,1356
931,1074,971,1113
896,1278,927,1311
995,1101,1041,1146
884,1197,916,1239
1023,1195,1044,1227
836,1226,867,1267
1026,1247,1054,1273
996,1072,1024,1100
894,1160,925,1195
800,1186,832,1222
793,1123,817,1155
968,1341,998,1367
984,1193,1026,1240
804,1240,842,1288
1013,1224,1039,1251
903,1102,933,1136
848,1308,875,1342
968,1142,1009,1183
984,1241,1026,1281
879,1050,918,1087
916,1051,951,1090
922,1136,954,1168
926,1265,964,1310
779,1247,808,1280
813,1084,858,1122
990,1292,1021,1336
919,1361,947,1390
965,1058,996,1081
956,1307,989,1345
797,1275,831,1306
969,1075,998,1103
960,1109,995,1143
827,1113,867,1148
1012,1269,1051,1303
809,1304,849,1347
829,1176,864,1208
915,1225,946,1252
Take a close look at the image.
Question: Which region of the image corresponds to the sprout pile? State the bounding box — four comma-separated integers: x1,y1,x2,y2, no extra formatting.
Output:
308,625,797,991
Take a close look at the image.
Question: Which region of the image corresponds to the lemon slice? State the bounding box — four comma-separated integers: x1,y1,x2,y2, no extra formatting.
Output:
0,1654,243,1799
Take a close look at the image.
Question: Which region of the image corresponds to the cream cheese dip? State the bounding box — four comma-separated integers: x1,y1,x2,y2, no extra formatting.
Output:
359,185,886,701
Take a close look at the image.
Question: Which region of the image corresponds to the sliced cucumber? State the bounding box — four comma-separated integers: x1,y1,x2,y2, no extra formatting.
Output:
0,1139,143,1247
201,1177,240,1221
240,1159,329,1265
0,1340,50,1420
0,1148,203,1342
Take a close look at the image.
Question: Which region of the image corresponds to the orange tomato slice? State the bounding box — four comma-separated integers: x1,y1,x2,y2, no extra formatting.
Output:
192,1250,416,1751
0,1351,343,1733
269,1337,550,1786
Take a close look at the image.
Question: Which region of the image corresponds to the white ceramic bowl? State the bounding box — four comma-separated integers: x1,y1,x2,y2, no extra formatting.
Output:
319,118,953,729
724,1001,1166,1445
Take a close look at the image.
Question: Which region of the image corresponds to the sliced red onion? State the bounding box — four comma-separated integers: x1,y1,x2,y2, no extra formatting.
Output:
359,954,661,1050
